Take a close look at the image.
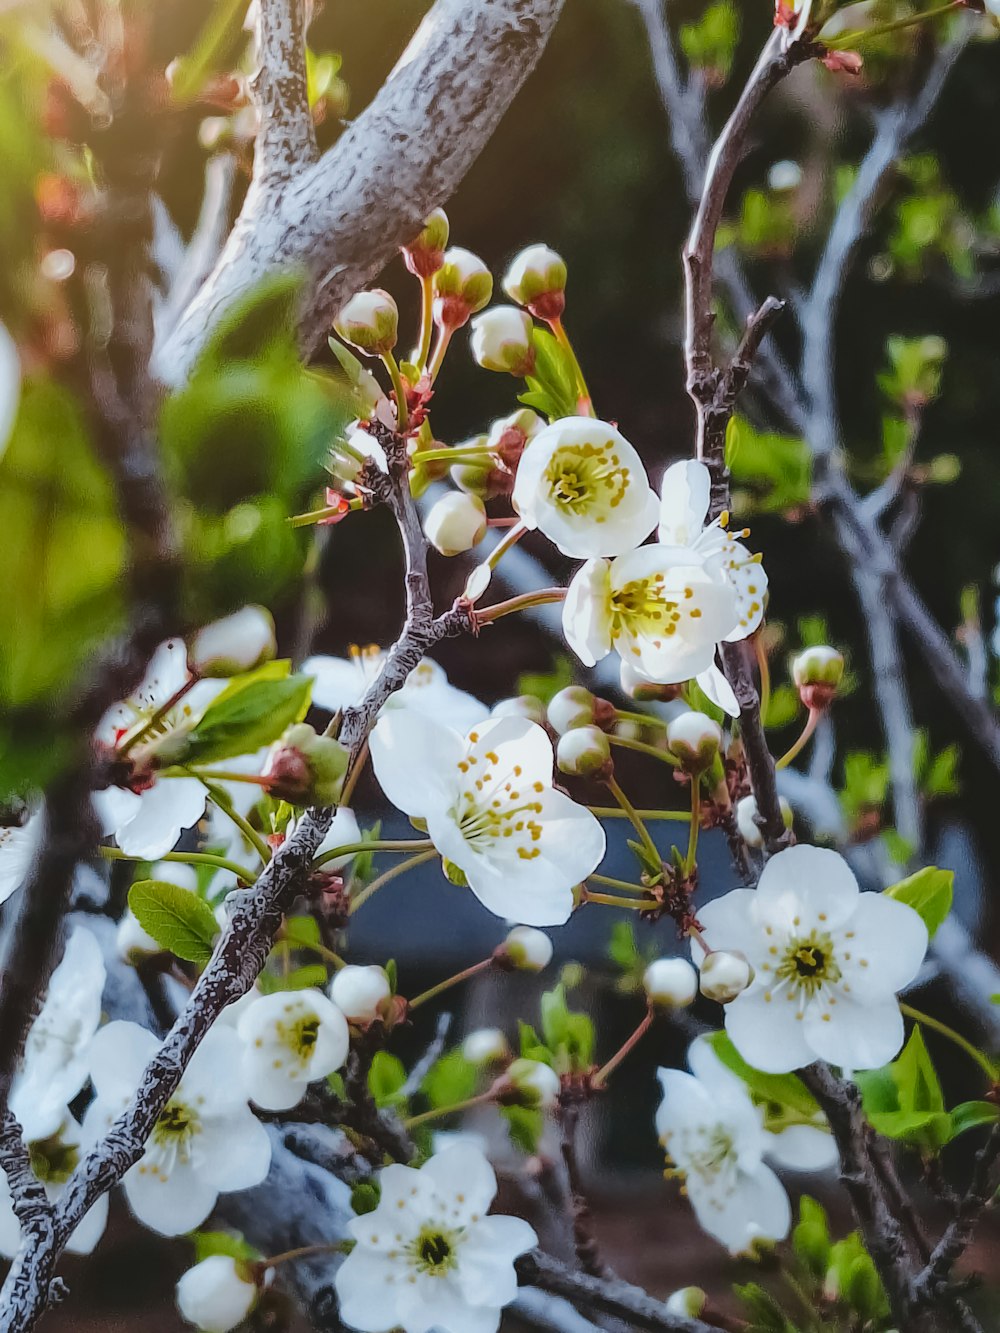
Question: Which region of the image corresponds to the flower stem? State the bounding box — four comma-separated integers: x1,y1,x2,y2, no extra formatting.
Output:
613,708,669,732
685,782,701,875
549,316,594,416
403,1090,496,1131
415,275,435,374
262,1241,349,1268
475,587,566,625
899,1003,999,1081
427,325,453,383
775,708,820,770
339,738,369,809
117,677,198,756
587,806,691,822
349,849,437,914
825,0,961,48
289,499,363,529
583,890,658,912
607,735,679,767
408,957,493,1010
411,446,493,466
755,632,771,725
314,838,435,869
382,350,410,432
589,872,652,895
605,775,662,866
592,1010,654,1088
202,779,272,863
183,769,271,786
99,845,259,882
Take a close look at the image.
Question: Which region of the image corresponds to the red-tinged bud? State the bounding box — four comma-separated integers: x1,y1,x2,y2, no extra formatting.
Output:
402,209,450,278
822,48,863,75
318,489,351,526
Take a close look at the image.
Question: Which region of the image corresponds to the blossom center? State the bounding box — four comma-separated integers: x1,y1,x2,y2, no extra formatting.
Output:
144,1097,202,1178
412,1225,458,1276
452,742,546,863
775,930,840,996
545,443,628,517
28,1134,79,1185
609,575,680,643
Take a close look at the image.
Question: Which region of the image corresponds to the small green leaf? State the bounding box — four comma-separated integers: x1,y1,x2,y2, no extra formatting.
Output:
607,922,640,971
190,1229,261,1265
259,962,329,993
948,1100,999,1141
884,866,953,938
517,328,578,421
183,673,313,766
283,914,322,948
128,880,220,964
705,1032,819,1117
368,1051,408,1109
894,1026,945,1115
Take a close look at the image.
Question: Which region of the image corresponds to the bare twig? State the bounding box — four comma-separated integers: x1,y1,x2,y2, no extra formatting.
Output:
557,1099,611,1280
915,1124,1000,1304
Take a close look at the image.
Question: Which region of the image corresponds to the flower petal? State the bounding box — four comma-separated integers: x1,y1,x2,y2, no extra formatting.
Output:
658,459,711,546
834,892,927,999
755,844,860,933
803,994,905,1071
369,711,463,821
723,989,815,1074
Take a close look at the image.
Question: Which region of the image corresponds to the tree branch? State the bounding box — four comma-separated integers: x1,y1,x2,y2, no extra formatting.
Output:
154,0,566,384
914,1123,1000,1305
251,0,318,182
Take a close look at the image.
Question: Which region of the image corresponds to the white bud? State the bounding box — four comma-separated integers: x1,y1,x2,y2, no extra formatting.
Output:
556,725,611,778
699,950,754,1004
423,491,487,556
502,925,553,972
642,958,698,1009
402,208,449,277
492,695,547,726
767,159,802,192
176,1255,257,1333
736,794,793,848
330,964,391,1024
462,1027,511,1065
433,248,493,329
470,306,535,376
666,1288,707,1318
619,659,683,703
508,1057,561,1108
334,289,399,356
547,685,596,735
189,606,276,678
503,243,567,320
792,645,845,689
666,711,723,772
485,408,544,455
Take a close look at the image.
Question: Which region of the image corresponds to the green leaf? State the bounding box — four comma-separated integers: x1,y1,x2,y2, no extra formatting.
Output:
422,1050,478,1110
183,674,313,766
725,414,812,513
948,1100,999,1141
368,1051,408,1109
518,1021,551,1066
283,914,322,948
867,1108,952,1148
792,1195,831,1279
259,962,329,993
894,1026,945,1115
607,922,640,971
128,880,220,964
705,1032,819,1117
517,328,578,421
884,866,953,938
190,1229,261,1265
501,1105,544,1155
540,985,594,1074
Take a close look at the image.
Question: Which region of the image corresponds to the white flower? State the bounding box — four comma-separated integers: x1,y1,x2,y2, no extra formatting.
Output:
304,648,488,731
0,813,41,907
507,1058,561,1109
656,1042,791,1254
83,1021,271,1235
696,845,929,1073
643,958,698,1009
424,492,487,556
335,1143,537,1333
555,726,611,778
658,460,768,647
562,549,739,710
369,713,605,926
0,320,20,459
470,306,535,375
0,1113,108,1258
10,927,105,1141
176,1255,258,1333
502,925,554,972
237,989,350,1111
512,417,658,558
699,950,754,1004
189,606,276,678
330,965,391,1023
666,711,723,771
433,248,493,328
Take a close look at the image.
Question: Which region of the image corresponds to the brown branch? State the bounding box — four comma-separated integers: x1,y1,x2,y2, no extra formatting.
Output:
914,1124,1000,1305
557,1098,611,1280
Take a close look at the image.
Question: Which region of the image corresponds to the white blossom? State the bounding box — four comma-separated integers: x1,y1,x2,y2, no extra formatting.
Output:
512,416,659,558
695,845,928,1072
330,965,391,1023
83,1021,271,1235
507,1058,561,1108
369,713,605,926
656,1042,791,1254
462,1028,511,1065
0,812,41,908
0,1114,108,1258
735,793,793,848
334,289,399,356
335,1144,537,1333
502,925,554,972
502,243,567,316
424,491,488,556
237,989,350,1111
643,958,698,1008
304,647,488,731
176,1255,258,1333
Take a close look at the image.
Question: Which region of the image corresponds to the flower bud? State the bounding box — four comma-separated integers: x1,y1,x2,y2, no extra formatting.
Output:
502,243,568,321
470,306,535,376
556,726,612,779
264,724,349,806
176,1255,257,1333
188,606,276,678
330,964,391,1024
643,958,698,1009
423,491,487,556
736,794,793,849
666,711,723,774
500,925,553,973
699,949,754,1004
791,645,845,711
619,660,684,703
334,289,399,357
506,1057,561,1109
547,685,597,735
462,1027,511,1066
492,695,548,726
486,408,543,470
402,208,449,278
665,1288,707,1319
433,248,493,330
768,159,802,192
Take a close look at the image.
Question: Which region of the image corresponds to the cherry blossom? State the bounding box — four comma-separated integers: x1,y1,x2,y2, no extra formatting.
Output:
334,1143,537,1333
369,713,605,926
237,989,350,1111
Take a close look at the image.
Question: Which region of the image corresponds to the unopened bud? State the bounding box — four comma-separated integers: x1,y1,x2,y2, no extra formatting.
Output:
500,925,553,973
665,1288,707,1319
792,645,844,710
547,685,597,735
433,248,493,330
619,660,684,703
492,695,547,726
334,289,399,357
402,208,449,278
188,606,276,678
486,408,543,469
330,964,391,1024
556,726,612,778
470,306,535,376
462,1027,511,1066
768,159,802,192
264,724,349,806
736,794,793,849
502,243,568,321
643,958,698,1009
699,949,754,1003
423,491,487,556
506,1057,561,1108
176,1255,258,1333
666,711,723,773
